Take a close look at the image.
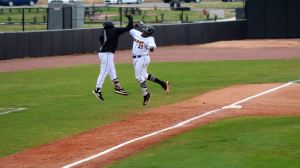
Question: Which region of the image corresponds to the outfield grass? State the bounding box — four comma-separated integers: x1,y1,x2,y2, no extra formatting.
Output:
107,116,300,168
0,59,300,157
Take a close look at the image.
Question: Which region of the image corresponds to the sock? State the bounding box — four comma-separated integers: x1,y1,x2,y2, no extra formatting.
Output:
147,74,165,87
96,87,101,92
140,81,148,96
113,78,122,89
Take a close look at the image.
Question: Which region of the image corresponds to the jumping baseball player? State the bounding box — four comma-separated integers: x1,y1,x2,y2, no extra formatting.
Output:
93,15,133,101
129,25,170,105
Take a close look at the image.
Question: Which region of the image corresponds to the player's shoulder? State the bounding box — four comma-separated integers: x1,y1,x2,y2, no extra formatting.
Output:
114,27,126,32
130,29,141,35
105,27,117,33
147,36,155,41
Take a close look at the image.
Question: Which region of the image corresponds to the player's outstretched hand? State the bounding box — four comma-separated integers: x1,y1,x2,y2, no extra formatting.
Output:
134,21,144,28
125,14,132,18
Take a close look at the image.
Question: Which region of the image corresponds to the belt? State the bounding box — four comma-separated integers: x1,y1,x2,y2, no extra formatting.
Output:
132,55,148,58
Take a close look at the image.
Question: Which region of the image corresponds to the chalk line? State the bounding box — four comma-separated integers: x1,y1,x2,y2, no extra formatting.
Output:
62,80,299,168
0,108,27,115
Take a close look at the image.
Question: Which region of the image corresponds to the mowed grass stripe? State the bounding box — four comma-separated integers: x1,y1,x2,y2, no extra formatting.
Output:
0,59,300,157
107,116,300,168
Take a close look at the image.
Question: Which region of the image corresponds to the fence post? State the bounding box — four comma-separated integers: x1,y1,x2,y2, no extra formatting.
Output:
46,7,49,30
119,7,122,26
22,8,25,31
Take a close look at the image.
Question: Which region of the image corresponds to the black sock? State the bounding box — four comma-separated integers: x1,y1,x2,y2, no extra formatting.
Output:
147,74,165,87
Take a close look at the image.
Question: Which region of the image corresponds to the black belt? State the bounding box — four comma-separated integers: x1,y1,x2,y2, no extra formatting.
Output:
132,55,148,58
132,55,142,58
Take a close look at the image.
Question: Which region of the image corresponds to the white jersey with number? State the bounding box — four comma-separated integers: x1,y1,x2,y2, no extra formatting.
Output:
129,29,157,84
129,29,156,56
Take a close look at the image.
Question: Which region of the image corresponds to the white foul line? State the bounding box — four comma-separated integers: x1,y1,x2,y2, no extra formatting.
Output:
62,80,299,168
0,108,27,115
229,82,295,107
62,109,222,168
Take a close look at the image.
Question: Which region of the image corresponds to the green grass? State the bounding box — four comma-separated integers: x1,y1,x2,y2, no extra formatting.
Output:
0,59,300,157
107,116,300,168
0,8,47,22
192,2,244,9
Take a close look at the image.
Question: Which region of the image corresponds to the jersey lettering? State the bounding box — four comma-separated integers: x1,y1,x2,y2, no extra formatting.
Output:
100,30,107,51
134,38,144,49
130,29,156,56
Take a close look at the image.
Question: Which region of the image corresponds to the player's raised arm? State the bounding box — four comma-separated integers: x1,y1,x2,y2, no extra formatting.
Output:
116,14,133,35
124,14,133,31
129,29,141,37
129,21,144,37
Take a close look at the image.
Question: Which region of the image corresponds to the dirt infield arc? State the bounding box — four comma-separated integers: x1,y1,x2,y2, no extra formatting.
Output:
0,39,300,168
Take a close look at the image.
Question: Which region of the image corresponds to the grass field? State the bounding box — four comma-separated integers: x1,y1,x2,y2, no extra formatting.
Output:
107,116,300,168
0,59,300,158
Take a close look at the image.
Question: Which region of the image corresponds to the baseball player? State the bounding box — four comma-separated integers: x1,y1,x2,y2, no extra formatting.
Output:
93,15,133,101
129,25,170,105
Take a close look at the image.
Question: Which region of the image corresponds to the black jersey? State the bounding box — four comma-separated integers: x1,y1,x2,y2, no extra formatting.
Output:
99,16,133,53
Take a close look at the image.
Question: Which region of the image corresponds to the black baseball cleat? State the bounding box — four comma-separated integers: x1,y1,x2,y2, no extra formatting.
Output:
163,81,170,94
143,92,152,106
114,87,128,96
92,90,104,101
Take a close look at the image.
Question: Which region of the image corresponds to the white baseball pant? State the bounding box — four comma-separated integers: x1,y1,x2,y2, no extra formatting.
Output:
96,52,117,89
133,55,150,83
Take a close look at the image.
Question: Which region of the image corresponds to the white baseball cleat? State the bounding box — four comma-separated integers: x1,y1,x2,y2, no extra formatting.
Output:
92,90,104,101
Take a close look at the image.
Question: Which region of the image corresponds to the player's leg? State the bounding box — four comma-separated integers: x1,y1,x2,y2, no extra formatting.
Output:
134,57,151,105
107,53,128,95
147,74,170,94
145,57,170,94
140,81,151,106
141,56,149,81
93,53,109,101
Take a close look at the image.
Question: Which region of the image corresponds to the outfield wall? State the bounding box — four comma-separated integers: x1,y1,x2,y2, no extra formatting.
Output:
247,0,300,38
0,20,247,60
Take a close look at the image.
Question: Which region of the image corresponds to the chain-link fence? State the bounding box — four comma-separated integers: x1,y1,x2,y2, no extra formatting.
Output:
0,8,47,31
0,3,245,32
